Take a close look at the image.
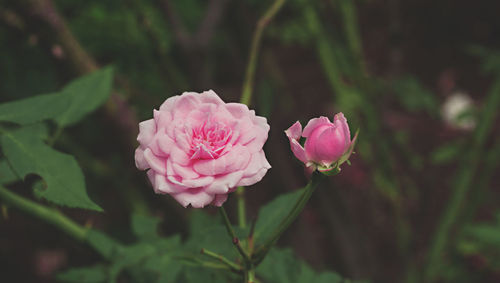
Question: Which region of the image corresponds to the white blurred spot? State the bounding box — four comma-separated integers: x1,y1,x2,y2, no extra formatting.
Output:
441,91,476,130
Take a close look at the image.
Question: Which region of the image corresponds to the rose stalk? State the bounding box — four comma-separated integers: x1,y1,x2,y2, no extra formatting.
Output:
253,113,358,264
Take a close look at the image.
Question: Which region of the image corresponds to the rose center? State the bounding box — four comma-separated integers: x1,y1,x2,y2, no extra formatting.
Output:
189,120,232,160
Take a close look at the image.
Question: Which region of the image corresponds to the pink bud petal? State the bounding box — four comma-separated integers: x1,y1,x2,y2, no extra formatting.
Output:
285,121,307,163
302,116,331,137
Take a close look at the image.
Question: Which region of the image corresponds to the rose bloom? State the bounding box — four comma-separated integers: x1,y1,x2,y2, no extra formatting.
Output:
285,113,357,173
135,90,271,208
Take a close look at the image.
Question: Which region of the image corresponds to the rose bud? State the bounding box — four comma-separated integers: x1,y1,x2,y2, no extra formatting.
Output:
285,113,358,174
135,90,271,208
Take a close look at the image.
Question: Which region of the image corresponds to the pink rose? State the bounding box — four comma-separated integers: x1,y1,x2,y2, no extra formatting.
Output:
285,113,357,173
135,90,271,208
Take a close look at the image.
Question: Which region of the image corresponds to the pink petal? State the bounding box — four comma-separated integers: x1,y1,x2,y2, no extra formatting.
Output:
205,171,244,194
237,167,269,187
225,145,251,172
155,131,175,156
225,103,250,119
302,116,331,138
174,126,192,152
243,117,270,153
148,170,185,194
236,116,256,145
243,151,271,178
170,147,191,166
334,112,351,145
159,95,179,112
211,194,228,207
173,92,201,120
148,131,173,157
182,176,215,188
312,126,346,165
285,121,307,163
199,90,225,105
154,109,171,129
172,162,200,179
172,189,214,208
137,119,156,146
193,155,227,175
285,121,302,139
143,148,166,174
135,147,149,170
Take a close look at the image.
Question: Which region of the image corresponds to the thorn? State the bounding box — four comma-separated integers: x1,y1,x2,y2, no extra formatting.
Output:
200,248,205,254
232,237,239,245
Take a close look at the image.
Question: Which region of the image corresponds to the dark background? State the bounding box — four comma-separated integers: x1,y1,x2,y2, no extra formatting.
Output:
1,0,500,282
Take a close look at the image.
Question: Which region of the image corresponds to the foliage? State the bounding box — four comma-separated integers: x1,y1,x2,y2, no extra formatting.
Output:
0,67,113,210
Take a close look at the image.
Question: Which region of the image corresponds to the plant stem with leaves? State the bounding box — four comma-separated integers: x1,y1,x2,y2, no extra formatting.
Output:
0,185,88,241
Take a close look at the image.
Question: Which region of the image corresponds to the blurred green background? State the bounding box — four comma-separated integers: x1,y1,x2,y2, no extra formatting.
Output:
1,0,500,282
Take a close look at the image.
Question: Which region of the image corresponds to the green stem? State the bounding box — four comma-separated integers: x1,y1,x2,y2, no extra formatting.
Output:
0,185,88,241
237,0,286,239
240,0,286,106
335,0,366,72
246,267,256,283
219,206,251,263
201,248,242,272
253,172,325,264
423,77,500,281
236,187,246,228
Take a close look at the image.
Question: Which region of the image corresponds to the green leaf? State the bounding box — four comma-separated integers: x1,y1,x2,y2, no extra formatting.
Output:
185,211,238,259
131,213,161,240
0,159,19,184
254,189,305,244
0,67,113,127
108,243,156,282
392,76,439,115
0,125,102,211
257,248,344,283
179,266,238,283
55,66,114,127
430,142,462,164
87,230,122,259
57,264,108,283
0,92,67,125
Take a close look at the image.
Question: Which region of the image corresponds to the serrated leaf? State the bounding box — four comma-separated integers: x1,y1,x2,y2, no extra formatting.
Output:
0,92,67,125
0,67,113,127
254,189,304,244
57,264,107,283
55,66,114,127
0,125,102,211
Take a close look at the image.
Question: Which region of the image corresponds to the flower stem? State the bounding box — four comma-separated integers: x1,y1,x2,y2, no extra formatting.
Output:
245,267,256,283
0,185,88,241
253,172,325,265
201,248,242,272
219,206,251,263
236,186,246,228
236,0,286,233
239,0,286,106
